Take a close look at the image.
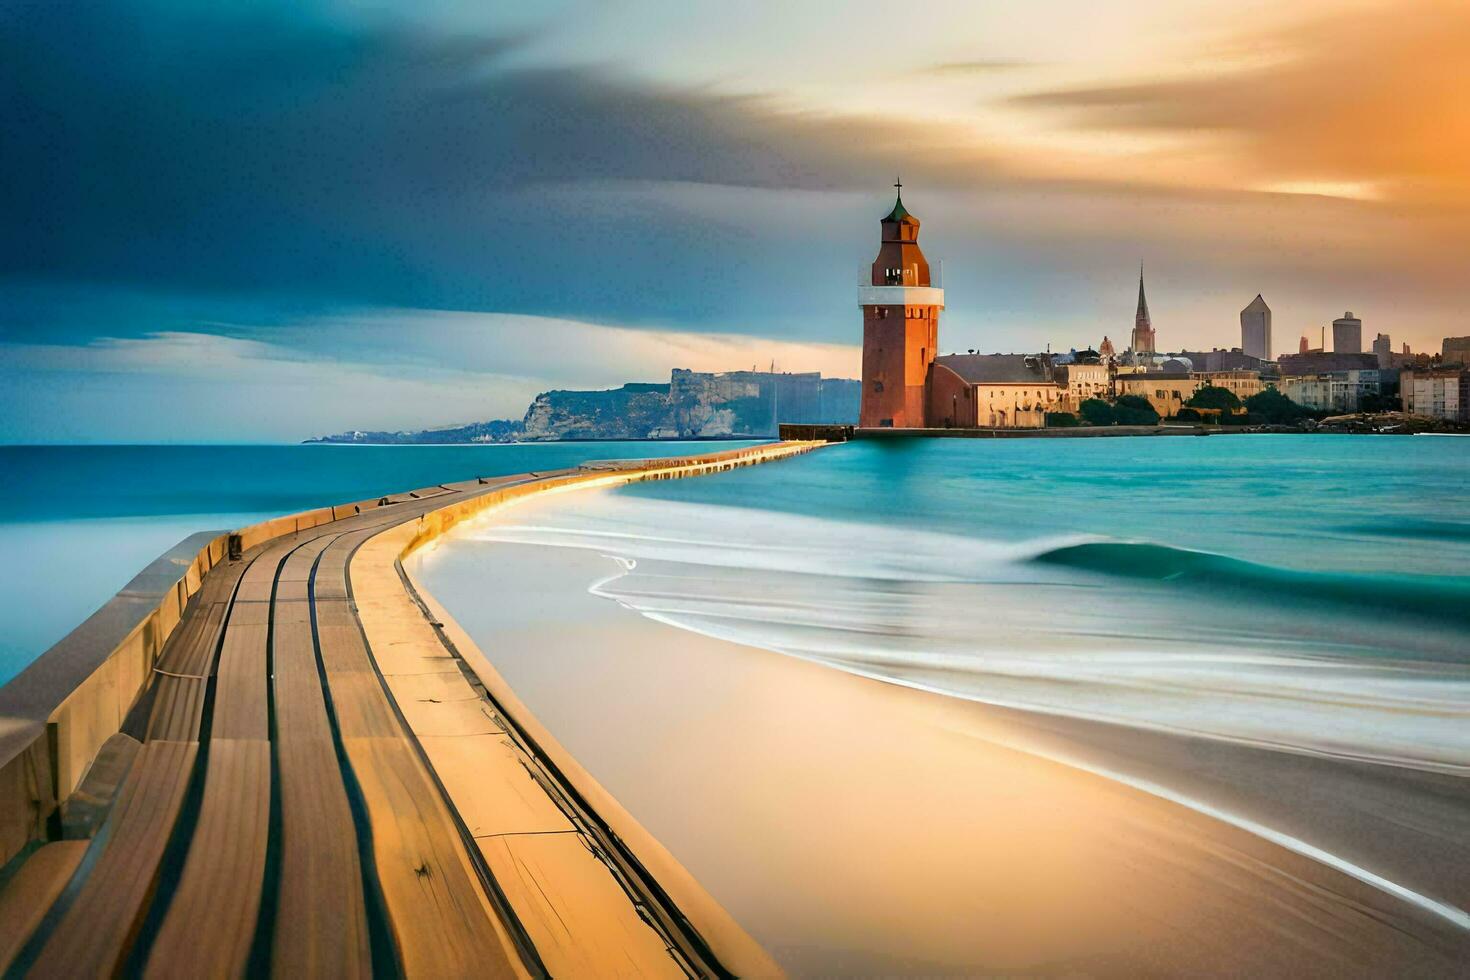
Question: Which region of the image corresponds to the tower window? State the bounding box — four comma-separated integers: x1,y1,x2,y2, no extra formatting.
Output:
873,381,884,392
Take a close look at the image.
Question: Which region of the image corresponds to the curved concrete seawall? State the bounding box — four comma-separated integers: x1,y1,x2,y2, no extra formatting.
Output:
0,491,431,869
0,440,816,976
0,531,227,864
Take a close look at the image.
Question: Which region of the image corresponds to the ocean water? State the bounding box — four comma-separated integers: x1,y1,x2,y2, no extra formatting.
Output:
421,433,1470,969
464,436,1470,771
0,441,759,681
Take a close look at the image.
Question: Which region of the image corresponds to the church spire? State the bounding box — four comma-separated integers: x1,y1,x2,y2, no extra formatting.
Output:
1131,263,1156,355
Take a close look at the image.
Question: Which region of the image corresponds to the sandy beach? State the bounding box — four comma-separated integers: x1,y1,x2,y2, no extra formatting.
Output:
413,494,1469,976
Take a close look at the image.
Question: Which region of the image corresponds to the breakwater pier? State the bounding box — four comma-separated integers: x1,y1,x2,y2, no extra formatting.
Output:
779,423,1216,441
0,442,813,977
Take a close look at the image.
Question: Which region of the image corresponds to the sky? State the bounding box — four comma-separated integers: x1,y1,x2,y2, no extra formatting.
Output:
2,0,1466,442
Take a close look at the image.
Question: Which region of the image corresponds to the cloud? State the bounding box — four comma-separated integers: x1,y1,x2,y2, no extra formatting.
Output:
923,60,1035,75
5,0,1463,337
0,0,1009,322
1008,1,1470,202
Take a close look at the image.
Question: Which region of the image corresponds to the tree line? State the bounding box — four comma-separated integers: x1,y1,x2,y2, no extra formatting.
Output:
1046,385,1331,428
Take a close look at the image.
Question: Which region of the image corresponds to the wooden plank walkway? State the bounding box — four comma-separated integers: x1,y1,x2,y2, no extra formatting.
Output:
313,525,526,978
0,444,815,977
267,538,373,977
0,841,85,969
5,492,531,978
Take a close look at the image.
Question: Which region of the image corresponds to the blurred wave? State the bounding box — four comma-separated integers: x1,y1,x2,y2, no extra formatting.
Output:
467,495,1470,775
1032,539,1470,630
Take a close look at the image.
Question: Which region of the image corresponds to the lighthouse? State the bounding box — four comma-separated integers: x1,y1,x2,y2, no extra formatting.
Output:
859,181,944,428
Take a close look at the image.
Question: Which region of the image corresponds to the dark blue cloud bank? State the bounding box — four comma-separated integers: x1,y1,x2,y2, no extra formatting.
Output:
1,0,923,337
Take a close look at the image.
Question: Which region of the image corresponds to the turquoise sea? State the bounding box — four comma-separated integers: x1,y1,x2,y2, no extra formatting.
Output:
414,433,1470,972
0,441,759,681
441,434,1470,770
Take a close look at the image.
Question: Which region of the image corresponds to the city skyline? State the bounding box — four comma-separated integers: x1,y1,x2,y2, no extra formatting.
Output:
4,0,1467,441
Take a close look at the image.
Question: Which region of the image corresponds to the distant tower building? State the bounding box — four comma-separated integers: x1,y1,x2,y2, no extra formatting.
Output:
1333,312,1363,353
1099,335,1116,360
1300,335,1310,354
859,181,943,428
1373,333,1393,369
1131,266,1155,354
1240,294,1271,361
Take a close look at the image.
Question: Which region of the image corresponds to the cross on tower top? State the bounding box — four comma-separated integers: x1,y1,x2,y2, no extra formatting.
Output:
881,179,915,226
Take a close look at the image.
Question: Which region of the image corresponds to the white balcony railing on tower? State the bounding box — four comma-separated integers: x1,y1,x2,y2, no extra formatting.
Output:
858,260,943,288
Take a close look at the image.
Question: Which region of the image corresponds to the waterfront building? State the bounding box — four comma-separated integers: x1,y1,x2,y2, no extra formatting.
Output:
1401,368,1469,420
1055,361,1111,409
1280,370,1383,413
859,183,943,428
1131,267,1156,355
1122,353,1178,370
1116,373,1193,418
1050,347,1102,365
1240,294,1272,361
927,353,1062,428
1172,348,1273,375
664,369,857,436
1443,337,1470,366
1197,370,1264,403
1277,350,1378,376
1332,312,1363,353
1114,370,1263,418
1373,333,1393,369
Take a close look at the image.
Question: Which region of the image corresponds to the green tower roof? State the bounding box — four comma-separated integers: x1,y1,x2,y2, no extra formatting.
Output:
883,193,912,223
882,178,917,223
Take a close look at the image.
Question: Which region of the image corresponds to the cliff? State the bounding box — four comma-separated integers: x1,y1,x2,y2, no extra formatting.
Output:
310,369,859,443
521,382,675,440
306,418,524,444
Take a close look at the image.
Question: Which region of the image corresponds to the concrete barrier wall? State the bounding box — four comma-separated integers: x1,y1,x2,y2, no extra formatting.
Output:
0,442,819,869
0,532,226,865
849,424,1208,439
779,423,853,442
0,494,398,868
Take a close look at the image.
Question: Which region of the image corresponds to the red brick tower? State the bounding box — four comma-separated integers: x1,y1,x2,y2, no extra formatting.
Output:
859,181,944,428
